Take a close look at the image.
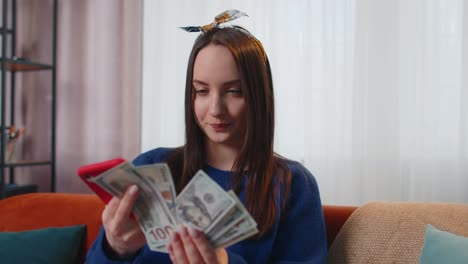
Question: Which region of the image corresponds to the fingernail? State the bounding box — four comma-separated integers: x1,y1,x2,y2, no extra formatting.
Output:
171,231,179,243
188,226,200,238
180,225,189,237
128,185,138,195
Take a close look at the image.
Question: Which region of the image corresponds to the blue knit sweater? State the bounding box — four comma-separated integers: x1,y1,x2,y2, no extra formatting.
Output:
86,148,327,263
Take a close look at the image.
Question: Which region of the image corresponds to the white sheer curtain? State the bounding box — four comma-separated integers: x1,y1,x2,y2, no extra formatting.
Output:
142,0,468,205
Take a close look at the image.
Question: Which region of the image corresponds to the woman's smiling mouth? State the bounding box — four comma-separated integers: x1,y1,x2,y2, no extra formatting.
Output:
210,123,231,131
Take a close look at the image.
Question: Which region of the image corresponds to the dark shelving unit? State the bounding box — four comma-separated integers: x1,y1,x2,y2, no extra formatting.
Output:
0,0,57,199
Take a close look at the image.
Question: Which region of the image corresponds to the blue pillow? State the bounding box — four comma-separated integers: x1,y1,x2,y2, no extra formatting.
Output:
0,225,86,264
419,224,468,264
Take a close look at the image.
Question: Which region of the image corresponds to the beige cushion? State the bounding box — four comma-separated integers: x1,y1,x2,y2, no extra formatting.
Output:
327,202,468,264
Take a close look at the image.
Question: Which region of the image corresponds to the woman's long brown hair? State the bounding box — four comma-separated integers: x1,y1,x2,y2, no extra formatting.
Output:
166,27,292,238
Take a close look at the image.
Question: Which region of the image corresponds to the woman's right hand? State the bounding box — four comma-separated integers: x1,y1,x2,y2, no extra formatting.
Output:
102,185,146,259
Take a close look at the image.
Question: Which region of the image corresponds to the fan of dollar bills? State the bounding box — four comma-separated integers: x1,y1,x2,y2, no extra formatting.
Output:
87,161,258,253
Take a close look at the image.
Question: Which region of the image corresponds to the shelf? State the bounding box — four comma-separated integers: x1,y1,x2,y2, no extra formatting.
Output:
0,27,13,34
0,0,57,199
3,160,52,168
0,58,53,72
0,183,37,198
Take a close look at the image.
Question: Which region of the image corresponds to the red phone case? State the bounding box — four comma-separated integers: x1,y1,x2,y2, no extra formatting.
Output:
77,158,126,204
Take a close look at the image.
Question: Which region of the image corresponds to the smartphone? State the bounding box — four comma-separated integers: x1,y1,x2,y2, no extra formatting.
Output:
77,158,126,204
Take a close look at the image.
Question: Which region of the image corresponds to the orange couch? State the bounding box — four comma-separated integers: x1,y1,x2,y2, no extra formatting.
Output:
0,193,356,261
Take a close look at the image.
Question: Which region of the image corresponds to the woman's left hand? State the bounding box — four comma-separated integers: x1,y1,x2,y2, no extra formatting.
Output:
168,225,228,264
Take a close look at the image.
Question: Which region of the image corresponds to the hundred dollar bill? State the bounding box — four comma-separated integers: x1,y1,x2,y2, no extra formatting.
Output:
206,190,249,241
211,192,258,247
134,163,177,220
216,226,259,249
175,170,236,233
86,161,177,252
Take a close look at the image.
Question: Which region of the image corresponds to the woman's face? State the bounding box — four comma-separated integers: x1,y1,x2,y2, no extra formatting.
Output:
192,44,247,149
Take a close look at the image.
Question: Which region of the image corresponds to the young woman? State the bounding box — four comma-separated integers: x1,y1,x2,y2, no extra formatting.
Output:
86,12,327,264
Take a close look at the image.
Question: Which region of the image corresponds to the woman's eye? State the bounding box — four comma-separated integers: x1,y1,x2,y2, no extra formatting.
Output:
195,89,208,95
228,89,242,95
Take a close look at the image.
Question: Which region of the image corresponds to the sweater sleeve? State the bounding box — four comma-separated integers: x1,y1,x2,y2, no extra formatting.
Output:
85,227,135,263
228,249,254,263
270,162,327,264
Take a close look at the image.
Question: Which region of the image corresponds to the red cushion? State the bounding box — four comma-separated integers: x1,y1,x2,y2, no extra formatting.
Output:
323,205,358,248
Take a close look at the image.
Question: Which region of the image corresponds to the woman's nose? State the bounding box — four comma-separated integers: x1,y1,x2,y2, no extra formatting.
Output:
208,94,225,116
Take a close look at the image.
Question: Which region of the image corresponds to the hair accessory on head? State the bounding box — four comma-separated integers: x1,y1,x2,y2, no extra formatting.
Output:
180,9,248,33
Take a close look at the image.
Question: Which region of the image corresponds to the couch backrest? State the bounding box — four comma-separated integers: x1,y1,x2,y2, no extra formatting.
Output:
0,193,359,260
327,202,468,264
0,193,104,252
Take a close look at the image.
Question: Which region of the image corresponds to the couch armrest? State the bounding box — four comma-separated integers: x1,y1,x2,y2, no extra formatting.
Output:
323,205,358,249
